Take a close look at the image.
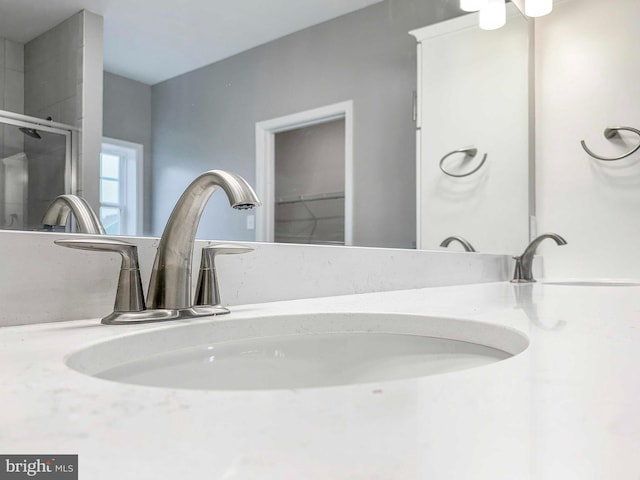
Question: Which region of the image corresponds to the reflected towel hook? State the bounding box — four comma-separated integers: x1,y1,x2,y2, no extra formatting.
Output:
580,126,640,161
439,147,488,178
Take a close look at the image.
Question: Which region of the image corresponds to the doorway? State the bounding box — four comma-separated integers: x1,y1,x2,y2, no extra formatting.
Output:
255,101,353,245
274,119,345,245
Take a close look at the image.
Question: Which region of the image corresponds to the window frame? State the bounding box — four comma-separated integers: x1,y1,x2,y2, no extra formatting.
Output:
100,138,144,236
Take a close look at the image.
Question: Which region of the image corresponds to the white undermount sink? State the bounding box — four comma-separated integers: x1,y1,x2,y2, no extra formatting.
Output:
67,313,528,391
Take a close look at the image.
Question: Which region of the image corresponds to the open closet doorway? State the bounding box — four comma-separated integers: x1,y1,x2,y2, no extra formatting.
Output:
255,101,353,245
274,119,345,245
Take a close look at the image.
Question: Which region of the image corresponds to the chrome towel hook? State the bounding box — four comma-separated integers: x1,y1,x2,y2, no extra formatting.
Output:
580,126,640,161
439,147,488,178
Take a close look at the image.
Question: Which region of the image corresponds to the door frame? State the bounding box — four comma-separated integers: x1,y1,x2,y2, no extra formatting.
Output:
255,100,354,244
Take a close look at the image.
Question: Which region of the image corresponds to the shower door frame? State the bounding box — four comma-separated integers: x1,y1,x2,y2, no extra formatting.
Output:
0,109,80,196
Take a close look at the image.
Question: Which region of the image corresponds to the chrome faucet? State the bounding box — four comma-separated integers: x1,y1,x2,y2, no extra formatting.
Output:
55,170,261,325
511,233,567,283
440,236,476,252
42,194,106,234
147,170,260,311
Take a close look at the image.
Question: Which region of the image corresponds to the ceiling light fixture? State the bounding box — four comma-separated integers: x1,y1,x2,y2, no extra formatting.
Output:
479,0,506,30
461,0,554,30
459,0,488,12
524,0,553,17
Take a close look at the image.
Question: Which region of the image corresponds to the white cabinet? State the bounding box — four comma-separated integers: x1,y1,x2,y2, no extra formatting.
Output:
411,8,530,254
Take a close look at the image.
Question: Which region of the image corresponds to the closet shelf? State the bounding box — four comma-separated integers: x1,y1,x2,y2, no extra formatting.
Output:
276,192,345,205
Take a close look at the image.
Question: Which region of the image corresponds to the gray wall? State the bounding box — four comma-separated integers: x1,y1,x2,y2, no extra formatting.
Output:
275,119,345,198
151,0,461,247
103,71,152,234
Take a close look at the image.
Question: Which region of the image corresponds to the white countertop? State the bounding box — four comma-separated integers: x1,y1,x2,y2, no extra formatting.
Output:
2,281,639,479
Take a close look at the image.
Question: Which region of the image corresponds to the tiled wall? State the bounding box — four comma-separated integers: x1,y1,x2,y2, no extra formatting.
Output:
20,14,85,231
0,38,24,115
0,38,26,229
24,13,83,127
0,37,25,156
18,11,104,226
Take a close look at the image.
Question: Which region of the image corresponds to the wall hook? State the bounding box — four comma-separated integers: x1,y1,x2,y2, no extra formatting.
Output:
580,126,640,161
439,146,488,178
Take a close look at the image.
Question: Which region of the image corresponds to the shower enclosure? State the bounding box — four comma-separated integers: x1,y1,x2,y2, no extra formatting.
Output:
0,110,78,231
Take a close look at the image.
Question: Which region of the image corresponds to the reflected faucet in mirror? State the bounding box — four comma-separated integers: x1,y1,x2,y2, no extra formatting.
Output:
55,170,261,325
511,233,567,283
440,236,476,252
41,194,106,234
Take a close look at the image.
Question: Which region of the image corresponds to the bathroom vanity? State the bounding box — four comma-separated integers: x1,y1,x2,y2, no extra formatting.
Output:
2,0,640,477
2,279,639,479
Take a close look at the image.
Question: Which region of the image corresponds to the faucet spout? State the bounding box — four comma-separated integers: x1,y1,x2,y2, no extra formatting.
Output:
42,194,106,234
512,233,567,283
147,170,261,310
439,235,476,252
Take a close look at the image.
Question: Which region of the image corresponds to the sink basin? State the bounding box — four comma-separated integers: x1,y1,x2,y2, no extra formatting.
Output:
67,313,528,391
542,279,640,287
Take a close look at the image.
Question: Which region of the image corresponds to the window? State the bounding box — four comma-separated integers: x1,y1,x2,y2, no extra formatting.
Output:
100,139,143,235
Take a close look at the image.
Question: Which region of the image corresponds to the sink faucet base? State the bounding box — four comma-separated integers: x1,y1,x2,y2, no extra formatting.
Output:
101,306,230,325
510,233,567,283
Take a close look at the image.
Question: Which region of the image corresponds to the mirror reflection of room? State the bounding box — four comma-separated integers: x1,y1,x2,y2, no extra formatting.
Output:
0,1,530,253
0,114,76,231
0,12,84,232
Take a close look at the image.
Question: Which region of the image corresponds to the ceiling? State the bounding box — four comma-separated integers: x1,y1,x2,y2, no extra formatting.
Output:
0,0,384,85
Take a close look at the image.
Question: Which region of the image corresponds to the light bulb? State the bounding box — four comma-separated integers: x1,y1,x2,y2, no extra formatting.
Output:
460,0,488,12
479,0,506,30
525,0,553,17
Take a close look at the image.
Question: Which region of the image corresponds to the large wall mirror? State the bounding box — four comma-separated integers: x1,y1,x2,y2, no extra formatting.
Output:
0,0,531,254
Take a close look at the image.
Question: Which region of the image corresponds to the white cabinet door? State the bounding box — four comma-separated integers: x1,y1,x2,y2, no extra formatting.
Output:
411,8,530,254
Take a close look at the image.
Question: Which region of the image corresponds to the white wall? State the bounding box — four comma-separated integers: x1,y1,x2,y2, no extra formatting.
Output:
535,0,640,278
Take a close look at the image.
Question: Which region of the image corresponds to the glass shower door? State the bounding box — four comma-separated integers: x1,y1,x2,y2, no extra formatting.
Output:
0,110,77,231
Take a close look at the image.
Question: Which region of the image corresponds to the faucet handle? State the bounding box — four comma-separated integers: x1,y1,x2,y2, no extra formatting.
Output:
194,243,254,310
54,238,146,315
